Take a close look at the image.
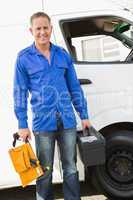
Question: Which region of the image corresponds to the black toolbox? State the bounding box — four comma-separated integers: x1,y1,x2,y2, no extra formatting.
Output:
77,126,106,167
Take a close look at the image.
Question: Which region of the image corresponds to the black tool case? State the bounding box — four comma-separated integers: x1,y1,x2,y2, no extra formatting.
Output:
77,126,106,167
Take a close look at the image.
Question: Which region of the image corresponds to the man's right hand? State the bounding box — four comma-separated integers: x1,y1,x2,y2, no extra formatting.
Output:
18,128,31,142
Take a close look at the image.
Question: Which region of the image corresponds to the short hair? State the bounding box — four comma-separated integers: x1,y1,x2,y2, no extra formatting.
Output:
30,12,51,25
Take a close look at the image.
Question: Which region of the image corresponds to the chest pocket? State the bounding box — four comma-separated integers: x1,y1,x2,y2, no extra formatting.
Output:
26,65,44,80
55,63,68,78
27,65,44,75
25,65,45,87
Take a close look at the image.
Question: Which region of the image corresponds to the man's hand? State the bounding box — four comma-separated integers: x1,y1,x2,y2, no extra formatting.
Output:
81,119,91,130
18,128,31,142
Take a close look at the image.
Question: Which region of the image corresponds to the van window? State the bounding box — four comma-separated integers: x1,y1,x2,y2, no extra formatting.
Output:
60,16,133,63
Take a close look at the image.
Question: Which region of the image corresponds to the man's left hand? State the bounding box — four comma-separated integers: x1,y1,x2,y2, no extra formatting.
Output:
81,119,91,129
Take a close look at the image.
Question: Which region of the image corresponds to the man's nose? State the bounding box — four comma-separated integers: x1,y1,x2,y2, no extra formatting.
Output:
40,28,45,34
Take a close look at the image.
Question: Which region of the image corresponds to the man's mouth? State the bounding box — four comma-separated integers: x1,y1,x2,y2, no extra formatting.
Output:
40,37,46,40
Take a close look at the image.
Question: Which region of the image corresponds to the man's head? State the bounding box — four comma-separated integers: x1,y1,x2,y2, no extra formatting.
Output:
29,12,52,47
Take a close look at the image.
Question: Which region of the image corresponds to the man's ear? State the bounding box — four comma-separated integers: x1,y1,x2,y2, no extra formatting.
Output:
29,27,33,35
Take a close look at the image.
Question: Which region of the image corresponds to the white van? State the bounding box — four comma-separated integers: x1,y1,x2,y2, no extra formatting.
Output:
1,0,133,199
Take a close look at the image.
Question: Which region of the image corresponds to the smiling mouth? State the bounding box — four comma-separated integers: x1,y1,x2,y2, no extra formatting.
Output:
40,37,47,40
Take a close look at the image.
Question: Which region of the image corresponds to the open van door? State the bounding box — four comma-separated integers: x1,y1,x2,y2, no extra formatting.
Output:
52,10,133,199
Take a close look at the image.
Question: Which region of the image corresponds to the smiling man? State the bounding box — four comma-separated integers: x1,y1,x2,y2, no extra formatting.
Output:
13,12,91,200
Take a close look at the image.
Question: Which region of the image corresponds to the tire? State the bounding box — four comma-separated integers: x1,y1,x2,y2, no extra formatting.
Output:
92,129,133,200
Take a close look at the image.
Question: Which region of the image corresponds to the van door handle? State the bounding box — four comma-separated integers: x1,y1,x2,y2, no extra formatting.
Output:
79,79,92,85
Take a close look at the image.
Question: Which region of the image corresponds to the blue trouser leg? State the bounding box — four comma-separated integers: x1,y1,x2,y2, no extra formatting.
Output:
35,133,55,200
57,128,80,200
34,118,80,200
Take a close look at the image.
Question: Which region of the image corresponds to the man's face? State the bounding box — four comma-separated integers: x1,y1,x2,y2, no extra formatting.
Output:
30,16,52,46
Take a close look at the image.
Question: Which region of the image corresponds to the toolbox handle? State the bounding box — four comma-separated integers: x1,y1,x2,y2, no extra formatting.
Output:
13,132,29,147
82,127,105,141
83,126,97,137
83,127,91,137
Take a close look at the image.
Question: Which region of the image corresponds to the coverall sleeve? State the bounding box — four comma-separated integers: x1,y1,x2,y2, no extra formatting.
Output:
65,54,89,120
13,56,29,129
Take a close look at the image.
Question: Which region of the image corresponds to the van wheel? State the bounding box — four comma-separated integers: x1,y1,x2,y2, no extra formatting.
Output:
92,130,133,200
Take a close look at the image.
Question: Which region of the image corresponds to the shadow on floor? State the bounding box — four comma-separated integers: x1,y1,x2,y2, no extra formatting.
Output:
0,182,110,200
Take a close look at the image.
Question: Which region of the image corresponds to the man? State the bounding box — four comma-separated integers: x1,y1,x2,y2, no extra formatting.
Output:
13,12,91,200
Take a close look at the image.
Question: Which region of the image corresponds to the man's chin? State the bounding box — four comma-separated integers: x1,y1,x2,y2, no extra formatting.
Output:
39,41,48,45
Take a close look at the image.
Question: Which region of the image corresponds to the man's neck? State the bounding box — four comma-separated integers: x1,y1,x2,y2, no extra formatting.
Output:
35,42,51,64
35,42,50,54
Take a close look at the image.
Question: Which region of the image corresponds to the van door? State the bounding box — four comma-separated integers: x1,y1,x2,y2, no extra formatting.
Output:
52,13,133,130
